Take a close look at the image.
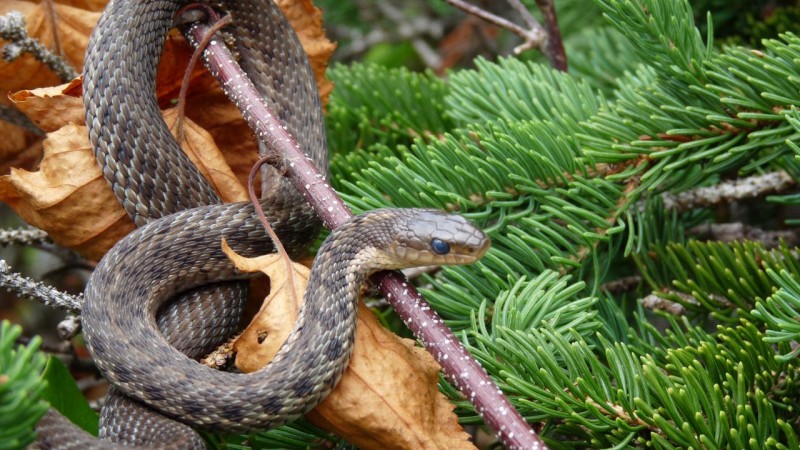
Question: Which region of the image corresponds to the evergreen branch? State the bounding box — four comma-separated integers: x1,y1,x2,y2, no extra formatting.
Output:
0,321,48,449
0,260,83,313
318,2,800,446
326,63,452,160
447,57,603,126
634,240,800,323
183,17,545,449
567,27,642,92
661,171,794,211
595,0,708,83
0,104,44,135
753,270,800,361
688,222,798,248
0,227,49,247
0,11,78,82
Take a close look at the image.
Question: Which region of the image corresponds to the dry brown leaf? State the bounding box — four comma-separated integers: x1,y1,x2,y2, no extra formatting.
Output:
223,244,475,450
9,80,83,132
162,109,248,203
276,0,336,103
221,245,307,371
0,123,133,260
0,121,38,168
1,81,253,258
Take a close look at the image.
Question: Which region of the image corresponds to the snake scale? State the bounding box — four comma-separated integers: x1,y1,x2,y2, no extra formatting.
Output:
33,0,490,449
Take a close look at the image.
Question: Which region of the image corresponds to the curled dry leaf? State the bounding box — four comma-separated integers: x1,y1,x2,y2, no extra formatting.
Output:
222,243,475,450
8,79,84,132
1,80,253,258
0,123,133,260
0,1,98,172
2,0,335,259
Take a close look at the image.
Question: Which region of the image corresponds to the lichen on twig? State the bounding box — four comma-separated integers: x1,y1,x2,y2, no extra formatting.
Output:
0,11,78,82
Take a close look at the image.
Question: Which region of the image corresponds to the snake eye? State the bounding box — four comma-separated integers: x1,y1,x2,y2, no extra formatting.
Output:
430,238,450,255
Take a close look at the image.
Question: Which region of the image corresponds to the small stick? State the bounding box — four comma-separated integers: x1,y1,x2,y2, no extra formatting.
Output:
0,11,77,81
445,0,544,54
247,155,301,311
532,0,567,71
0,260,83,313
183,15,546,450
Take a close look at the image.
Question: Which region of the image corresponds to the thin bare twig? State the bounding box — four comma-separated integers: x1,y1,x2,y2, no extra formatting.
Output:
174,10,232,143
445,0,544,54
0,260,83,313
0,227,49,246
532,0,567,70
660,171,794,212
444,0,566,69
600,275,642,294
688,222,798,248
0,104,44,135
184,16,546,450
0,11,77,82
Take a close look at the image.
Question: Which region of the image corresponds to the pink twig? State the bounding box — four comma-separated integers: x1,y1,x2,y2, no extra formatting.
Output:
183,16,547,450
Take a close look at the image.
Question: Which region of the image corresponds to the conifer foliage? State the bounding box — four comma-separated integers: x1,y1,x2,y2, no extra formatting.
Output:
319,0,800,447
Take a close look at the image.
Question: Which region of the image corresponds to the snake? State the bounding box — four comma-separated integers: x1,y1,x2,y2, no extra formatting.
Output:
33,0,490,449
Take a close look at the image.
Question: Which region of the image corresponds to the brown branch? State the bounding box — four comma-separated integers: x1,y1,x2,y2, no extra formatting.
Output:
444,0,566,70
183,16,546,450
445,0,544,54
532,0,567,71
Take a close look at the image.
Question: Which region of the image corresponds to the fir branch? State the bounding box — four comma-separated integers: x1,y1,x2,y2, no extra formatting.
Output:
661,171,794,211
0,11,77,82
0,104,44,135
641,292,690,316
0,260,82,313
182,15,545,449
753,270,800,361
0,321,48,449
0,227,49,246
57,315,81,341
688,222,798,248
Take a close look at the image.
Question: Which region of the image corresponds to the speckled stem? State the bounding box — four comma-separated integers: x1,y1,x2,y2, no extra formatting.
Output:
185,18,547,450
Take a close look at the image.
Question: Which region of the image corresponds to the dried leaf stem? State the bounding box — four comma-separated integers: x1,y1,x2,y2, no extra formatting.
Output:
247,155,301,314
184,17,546,450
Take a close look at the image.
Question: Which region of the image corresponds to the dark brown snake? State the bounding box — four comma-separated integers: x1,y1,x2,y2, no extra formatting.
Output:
34,1,490,449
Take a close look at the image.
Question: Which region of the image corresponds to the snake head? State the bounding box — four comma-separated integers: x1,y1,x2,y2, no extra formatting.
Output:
360,208,490,270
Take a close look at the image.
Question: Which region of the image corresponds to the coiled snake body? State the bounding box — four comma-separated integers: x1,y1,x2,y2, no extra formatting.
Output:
34,0,489,448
